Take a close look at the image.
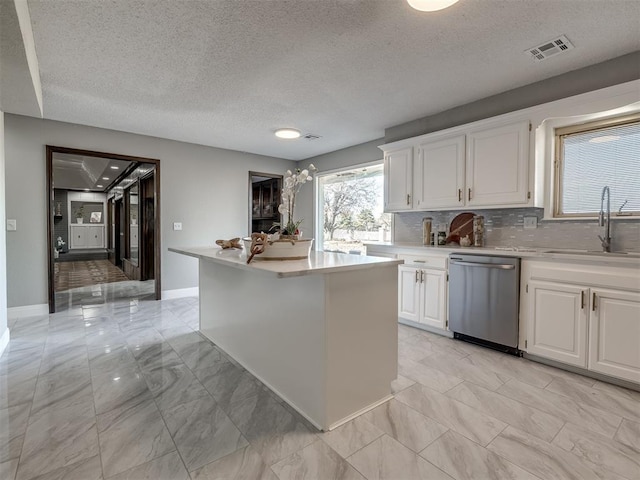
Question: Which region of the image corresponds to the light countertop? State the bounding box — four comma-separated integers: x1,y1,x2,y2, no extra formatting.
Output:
169,246,403,278
365,242,640,266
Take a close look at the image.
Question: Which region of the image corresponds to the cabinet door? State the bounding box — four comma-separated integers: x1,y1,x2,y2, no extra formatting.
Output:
414,135,465,209
70,226,86,248
398,266,420,323
87,226,104,248
527,280,588,367
418,268,447,330
466,121,529,207
589,289,640,383
384,147,413,212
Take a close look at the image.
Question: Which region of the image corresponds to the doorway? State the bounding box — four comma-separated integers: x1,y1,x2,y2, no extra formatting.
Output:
248,172,282,234
46,146,161,313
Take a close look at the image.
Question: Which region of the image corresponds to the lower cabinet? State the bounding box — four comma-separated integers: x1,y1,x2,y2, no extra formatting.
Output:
523,262,640,384
589,289,640,382
70,225,105,249
527,280,588,368
398,264,447,331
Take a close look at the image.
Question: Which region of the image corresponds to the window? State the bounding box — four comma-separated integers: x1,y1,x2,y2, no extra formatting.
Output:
555,114,640,217
315,162,391,254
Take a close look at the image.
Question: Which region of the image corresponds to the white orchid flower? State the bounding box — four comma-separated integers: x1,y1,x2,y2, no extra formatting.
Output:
286,170,292,176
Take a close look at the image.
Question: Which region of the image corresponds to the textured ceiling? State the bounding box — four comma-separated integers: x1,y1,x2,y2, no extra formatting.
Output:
25,0,640,160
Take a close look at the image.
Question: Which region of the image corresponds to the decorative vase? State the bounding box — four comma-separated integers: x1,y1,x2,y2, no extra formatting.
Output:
243,236,313,260
77,218,83,224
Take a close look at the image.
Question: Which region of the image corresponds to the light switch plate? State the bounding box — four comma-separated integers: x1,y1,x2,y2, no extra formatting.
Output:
523,216,538,229
173,222,182,231
6,219,16,231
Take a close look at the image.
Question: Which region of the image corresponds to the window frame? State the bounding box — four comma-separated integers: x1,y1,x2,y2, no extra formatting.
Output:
553,113,640,219
313,159,391,252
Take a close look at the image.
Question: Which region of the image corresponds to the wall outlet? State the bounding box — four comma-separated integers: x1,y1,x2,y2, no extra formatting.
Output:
173,222,182,231
523,216,538,229
6,219,16,231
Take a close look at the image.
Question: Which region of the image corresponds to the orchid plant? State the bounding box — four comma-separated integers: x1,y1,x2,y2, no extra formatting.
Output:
277,164,317,236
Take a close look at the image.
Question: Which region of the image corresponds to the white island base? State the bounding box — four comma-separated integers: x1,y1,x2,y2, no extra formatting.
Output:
170,247,401,431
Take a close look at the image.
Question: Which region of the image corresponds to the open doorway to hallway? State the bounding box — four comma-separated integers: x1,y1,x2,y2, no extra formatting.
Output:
47,146,161,313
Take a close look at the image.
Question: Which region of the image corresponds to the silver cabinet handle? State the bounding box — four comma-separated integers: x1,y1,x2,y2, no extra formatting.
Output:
592,292,597,311
450,260,515,270
406,194,410,205
415,270,420,283
458,189,462,201
468,188,472,201
581,290,585,310
420,270,425,283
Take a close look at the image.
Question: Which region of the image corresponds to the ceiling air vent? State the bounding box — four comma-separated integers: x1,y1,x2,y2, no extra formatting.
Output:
525,35,574,62
303,134,322,140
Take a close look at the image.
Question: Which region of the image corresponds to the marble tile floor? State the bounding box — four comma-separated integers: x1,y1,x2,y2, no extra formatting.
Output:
1,297,639,480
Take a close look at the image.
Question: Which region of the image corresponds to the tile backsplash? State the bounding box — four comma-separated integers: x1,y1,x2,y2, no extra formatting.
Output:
394,208,640,252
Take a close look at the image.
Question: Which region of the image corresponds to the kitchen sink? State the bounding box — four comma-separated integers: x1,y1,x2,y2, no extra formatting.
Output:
543,249,640,258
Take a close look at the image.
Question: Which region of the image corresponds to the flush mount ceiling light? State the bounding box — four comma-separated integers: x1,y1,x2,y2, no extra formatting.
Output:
275,128,301,139
110,166,119,170
102,177,109,180
407,0,459,12
96,184,103,188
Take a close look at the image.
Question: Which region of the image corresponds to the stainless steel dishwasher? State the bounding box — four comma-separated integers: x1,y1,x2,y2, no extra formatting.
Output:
448,254,521,354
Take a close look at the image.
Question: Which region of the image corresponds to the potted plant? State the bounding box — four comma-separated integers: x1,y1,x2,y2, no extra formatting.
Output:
75,206,84,224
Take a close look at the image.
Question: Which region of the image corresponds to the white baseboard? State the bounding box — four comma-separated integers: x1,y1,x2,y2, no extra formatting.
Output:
161,287,199,300
8,304,49,319
0,327,9,357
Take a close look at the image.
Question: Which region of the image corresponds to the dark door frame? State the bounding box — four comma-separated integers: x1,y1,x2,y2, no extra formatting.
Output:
46,146,162,313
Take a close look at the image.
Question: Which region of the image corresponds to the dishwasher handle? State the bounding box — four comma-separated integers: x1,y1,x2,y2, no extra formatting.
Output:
450,260,515,270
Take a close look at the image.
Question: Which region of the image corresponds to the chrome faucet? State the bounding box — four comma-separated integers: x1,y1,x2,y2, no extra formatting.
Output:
598,186,611,253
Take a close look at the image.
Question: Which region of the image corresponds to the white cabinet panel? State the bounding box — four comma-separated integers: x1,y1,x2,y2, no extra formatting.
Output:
398,265,420,323
527,280,588,368
398,265,447,331
69,225,105,249
70,225,87,248
418,269,447,330
466,121,529,206
384,147,413,212
414,135,465,209
589,289,640,383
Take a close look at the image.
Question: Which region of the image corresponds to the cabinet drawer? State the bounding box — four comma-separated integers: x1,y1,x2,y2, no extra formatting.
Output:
398,254,447,270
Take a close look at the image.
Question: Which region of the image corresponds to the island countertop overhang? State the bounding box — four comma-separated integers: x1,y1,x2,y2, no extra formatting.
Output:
169,246,403,278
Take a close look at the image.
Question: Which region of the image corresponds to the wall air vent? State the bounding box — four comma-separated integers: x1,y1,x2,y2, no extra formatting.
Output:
525,35,574,62
303,134,322,140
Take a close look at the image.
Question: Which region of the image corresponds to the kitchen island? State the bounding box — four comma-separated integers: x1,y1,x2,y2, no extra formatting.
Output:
169,246,402,431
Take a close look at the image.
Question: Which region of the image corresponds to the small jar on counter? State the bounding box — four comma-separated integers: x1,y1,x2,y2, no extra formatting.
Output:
473,216,485,247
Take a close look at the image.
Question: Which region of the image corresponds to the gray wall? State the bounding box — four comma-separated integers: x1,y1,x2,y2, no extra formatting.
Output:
385,52,640,143
0,112,7,344
394,209,640,253
5,114,296,308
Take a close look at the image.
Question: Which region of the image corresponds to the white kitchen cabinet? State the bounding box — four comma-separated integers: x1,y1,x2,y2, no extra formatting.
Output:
383,147,413,212
588,289,640,383
414,135,465,209
466,121,530,207
70,224,105,249
526,280,588,368
398,258,447,331
522,259,640,384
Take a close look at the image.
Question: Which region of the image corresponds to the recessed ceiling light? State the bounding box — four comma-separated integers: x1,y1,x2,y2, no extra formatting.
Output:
589,135,621,144
96,184,103,188
407,0,459,11
275,128,301,139
84,188,90,191
102,177,109,180
110,166,119,170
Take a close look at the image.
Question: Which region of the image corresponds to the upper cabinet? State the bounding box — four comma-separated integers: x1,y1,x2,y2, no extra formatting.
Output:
381,119,532,212
466,121,530,207
414,135,465,209
383,147,413,212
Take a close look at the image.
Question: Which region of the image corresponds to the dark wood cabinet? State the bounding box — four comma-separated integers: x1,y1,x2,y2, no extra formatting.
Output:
251,177,281,233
